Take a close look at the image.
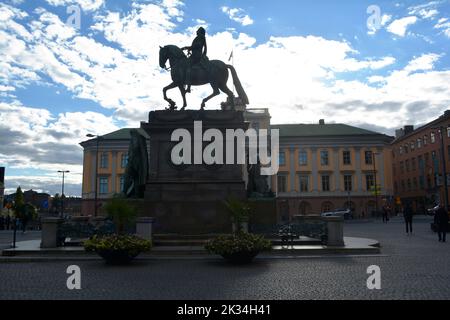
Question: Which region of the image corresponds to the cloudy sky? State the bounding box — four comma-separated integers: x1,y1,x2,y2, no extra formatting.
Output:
1,0,450,196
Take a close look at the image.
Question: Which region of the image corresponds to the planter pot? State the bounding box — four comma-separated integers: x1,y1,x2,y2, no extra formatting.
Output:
231,222,249,233
222,250,260,264
96,249,141,265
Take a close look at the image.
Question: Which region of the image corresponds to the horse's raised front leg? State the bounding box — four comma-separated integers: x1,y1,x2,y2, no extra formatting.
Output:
201,85,220,110
178,85,187,110
163,82,179,110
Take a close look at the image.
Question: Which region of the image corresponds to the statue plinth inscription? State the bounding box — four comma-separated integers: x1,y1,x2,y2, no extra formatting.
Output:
140,110,248,234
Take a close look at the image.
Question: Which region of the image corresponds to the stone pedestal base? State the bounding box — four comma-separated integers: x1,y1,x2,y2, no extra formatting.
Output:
41,218,64,248
136,217,155,241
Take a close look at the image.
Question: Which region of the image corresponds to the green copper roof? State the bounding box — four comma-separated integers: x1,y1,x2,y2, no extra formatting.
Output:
99,128,149,140
270,123,389,138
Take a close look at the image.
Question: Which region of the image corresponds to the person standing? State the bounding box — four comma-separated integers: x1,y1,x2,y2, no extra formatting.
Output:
435,205,449,242
382,206,389,223
403,203,413,235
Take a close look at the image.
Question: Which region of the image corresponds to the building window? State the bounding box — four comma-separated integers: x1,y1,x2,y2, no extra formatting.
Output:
365,151,373,165
447,126,450,138
343,151,351,165
99,177,108,194
100,153,108,169
419,176,425,190
417,138,422,149
399,146,403,155
448,145,450,158
121,154,128,168
279,151,286,166
322,175,330,192
412,157,416,171
431,132,436,143
424,135,428,146
394,182,398,193
413,178,418,190
299,175,309,192
418,155,424,171
277,175,287,193
120,176,125,193
425,153,430,167
404,145,409,154
400,161,404,173
405,159,410,172
320,150,329,166
401,180,406,192
299,150,308,166
322,202,333,213
366,174,375,191
407,179,412,191
427,175,432,189
344,175,353,192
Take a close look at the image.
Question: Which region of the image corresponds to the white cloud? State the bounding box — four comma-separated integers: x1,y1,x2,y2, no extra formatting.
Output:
408,1,440,19
434,18,450,38
387,16,418,37
45,0,104,11
404,53,442,73
221,6,254,26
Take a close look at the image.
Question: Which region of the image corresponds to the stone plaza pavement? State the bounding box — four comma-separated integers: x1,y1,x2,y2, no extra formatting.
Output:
0,216,449,300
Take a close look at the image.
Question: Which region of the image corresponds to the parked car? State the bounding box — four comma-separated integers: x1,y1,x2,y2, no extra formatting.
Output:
321,208,352,220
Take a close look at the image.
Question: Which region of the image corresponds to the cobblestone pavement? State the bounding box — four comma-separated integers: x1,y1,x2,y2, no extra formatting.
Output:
0,217,449,300
0,231,41,250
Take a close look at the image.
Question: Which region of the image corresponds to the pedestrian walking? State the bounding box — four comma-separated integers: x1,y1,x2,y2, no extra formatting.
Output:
382,206,390,223
435,205,449,242
403,203,413,235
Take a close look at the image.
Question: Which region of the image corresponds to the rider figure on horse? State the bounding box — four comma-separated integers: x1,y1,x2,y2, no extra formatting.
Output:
182,27,208,93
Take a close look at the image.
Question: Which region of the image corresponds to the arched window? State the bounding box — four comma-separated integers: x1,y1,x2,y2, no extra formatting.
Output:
321,201,334,213
299,201,312,215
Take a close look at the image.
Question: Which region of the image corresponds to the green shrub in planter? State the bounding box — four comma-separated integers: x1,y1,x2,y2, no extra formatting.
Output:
205,232,272,264
84,234,152,265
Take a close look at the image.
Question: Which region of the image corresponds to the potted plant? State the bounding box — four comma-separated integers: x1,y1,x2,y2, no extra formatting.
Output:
205,232,272,264
206,198,271,264
83,195,151,264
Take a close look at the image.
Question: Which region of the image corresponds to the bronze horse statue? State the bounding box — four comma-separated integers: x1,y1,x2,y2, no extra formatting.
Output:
159,45,249,110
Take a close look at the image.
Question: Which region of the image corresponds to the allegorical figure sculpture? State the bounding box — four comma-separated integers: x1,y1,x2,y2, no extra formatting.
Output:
159,27,249,111
124,129,149,198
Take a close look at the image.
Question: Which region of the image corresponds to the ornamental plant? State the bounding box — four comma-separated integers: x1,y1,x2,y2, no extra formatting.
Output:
103,194,137,234
205,232,272,256
84,234,152,256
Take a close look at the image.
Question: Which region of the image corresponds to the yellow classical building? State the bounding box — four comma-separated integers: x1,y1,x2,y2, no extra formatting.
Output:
271,120,394,219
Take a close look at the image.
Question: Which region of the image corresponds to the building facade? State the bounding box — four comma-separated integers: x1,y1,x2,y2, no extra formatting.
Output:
79,112,394,219
271,120,394,220
391,110,450,213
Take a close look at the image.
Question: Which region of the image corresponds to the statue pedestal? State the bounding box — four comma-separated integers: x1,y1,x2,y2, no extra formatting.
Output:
140,110,248,234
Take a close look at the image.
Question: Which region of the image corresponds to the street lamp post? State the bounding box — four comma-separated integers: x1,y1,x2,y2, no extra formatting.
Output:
86,134,101,216
58,170,70,218
372,152,380,217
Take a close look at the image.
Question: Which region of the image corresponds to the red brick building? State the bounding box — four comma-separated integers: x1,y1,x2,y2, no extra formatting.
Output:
391,110,450,213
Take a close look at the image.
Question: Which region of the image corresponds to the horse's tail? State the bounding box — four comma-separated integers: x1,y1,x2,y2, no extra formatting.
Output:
227,65,249,105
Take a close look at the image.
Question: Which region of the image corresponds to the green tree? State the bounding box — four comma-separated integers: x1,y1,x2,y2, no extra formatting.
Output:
13,186,25,219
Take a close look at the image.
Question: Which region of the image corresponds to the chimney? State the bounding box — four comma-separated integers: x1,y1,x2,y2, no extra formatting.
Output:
0,167,4,184
404,125,414,135
319,119,325,125
395,129,405,139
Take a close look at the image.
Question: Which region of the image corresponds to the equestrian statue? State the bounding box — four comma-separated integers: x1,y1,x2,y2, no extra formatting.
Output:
159,27,249,111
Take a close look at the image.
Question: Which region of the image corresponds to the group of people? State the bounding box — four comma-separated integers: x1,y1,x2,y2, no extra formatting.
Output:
0,215,12,230
402,203,449,242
